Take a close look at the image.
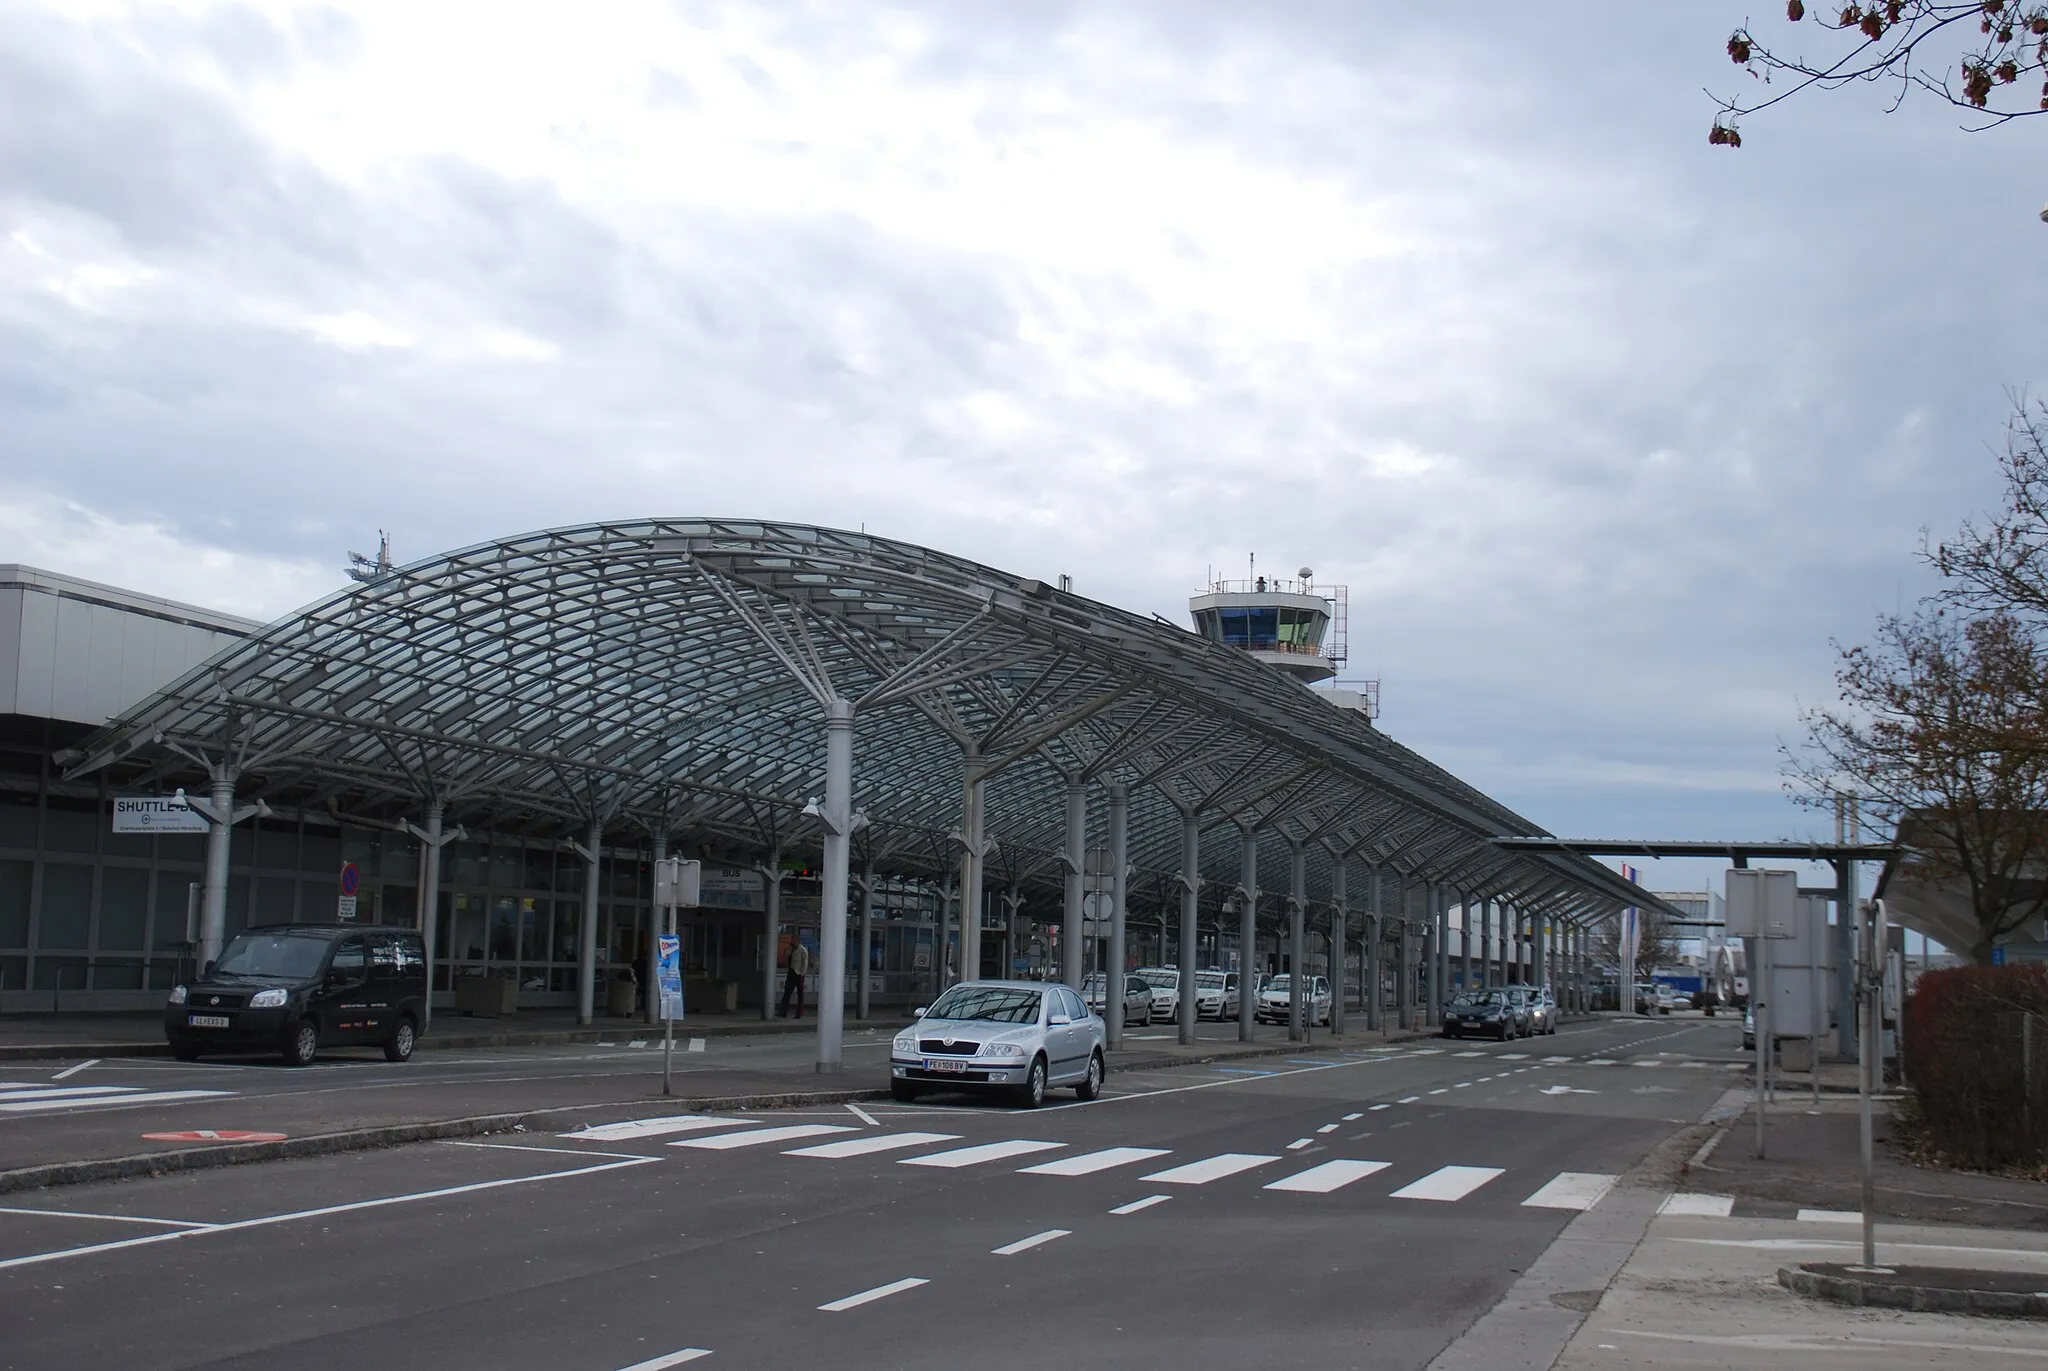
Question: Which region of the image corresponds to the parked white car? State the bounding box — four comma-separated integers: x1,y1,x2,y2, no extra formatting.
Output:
890,980,1107,1108
1135,967,1180,1022
1254,973,1331,1026
1194,970,1237,1020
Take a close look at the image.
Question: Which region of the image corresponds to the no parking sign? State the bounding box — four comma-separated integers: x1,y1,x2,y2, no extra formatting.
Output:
338,862,361,919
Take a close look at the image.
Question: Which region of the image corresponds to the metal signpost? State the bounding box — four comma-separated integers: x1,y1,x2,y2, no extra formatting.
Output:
1727,868,1796,1159
1857,897,1888,1272
338,861,361,921
653,856,702,1097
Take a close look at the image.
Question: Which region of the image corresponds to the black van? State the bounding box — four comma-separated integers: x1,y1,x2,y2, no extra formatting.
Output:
164,923,428,1066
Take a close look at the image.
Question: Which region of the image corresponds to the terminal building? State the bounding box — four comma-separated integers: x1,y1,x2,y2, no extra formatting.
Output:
0,522,1659,1061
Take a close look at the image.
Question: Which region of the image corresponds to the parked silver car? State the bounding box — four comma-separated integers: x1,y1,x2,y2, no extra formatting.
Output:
891,980,1107,1108
1083,972,1153,1027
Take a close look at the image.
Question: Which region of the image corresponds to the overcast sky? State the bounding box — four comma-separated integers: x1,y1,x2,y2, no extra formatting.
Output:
4,2,2043,907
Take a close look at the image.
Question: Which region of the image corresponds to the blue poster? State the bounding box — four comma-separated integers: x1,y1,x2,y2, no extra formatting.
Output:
657,933,684,1020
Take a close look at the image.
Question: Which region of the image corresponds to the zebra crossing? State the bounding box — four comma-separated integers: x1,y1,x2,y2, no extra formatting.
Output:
558,1113,1619,1211
0,1080,234,1117
1353,1045,1743,1070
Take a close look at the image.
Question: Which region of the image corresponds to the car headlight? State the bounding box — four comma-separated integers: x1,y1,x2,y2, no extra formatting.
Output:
981,1042,1027,1058
892,1032,916,1052
249,988,288,1008
168,985,188,1005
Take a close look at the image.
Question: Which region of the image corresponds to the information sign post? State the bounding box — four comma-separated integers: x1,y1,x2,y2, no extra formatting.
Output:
1727,868,1797,1159
653,857,702,1096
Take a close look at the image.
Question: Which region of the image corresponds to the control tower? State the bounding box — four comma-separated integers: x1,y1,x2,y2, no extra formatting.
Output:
1189,563,1346,685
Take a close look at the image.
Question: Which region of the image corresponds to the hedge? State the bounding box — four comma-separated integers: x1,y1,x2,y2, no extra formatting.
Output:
1902,964,2048,1170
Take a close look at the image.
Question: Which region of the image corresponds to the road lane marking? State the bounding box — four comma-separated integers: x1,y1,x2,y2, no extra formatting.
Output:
1109,1195,1170,1214
1263,1160,1391,1194
562,1116,753,1142
669,1124,856,1150
0,1205,216,1229
617,1349,712,1369
1542,1056,1573,1063
0,1085,145,1102
1369,1104,1391,1111
1316,1124,1339,1134
1658,1193,1735,1217
1287,1138,1314,1150
0,1088,233,1113
1453,1051,1484,1058
901,1140,1065,1168
1522,1172,1619,1211
1211,1067,1276,1076
1342,1112,1364,1121
1585,1059,1616,1066
1141,1153,1278,1185
1498,1054,1528,1061
1428,1089,1448,1095
786,1131,962,1159
688,1038,705,1052
846,1104,879,1126
0,1156,657,1272
51,1060,99,1080
1798,1208,1862,1224
1390,1165,1505,1202
1022,1147,1171,1176
444,1141,658,1161
992,1229,1070,1256
819,1277,928,1312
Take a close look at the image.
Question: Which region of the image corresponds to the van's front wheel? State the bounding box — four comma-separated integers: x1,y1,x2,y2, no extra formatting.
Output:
283,1020,319,1067
383,1017,417,1063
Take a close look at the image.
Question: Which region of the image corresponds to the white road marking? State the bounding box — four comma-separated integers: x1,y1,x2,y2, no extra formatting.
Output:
1542,1056,1572,1064
991,1229,1070,1256
845,1104,879,1126
50,1059,99,1081
1263,1160,1391,1194
1585,1059,1617,1066
617,1348,712,1369
443,1141,658,1161
1522,1172,1619,1211
1022,1147,1171,1177
1797,1208,1862,1224
1427,1089,1448,1096
786,1131,962,1159
1453,1051,1484,1058
1109,1194,1171,1214
1398,1096,1421,1104
1658,1193,1735,1217
1603,1327,2048,1357
0,1156,656,1272
628,1040,647,1049
1368,1103,1391,1111
1342,1112,1364,1121
0,1205,215,1229
1453,1082,1471,1089
901,1140,1065,1168
1390,1165,1505,1202
687,1038,705,1053
670,1124,855,1150
1287,1138,1314,1151
0,1088,233,1114
1141,1153,1278,1185
818,1277,928,1312
1315,1124,1339,1134
1498,1053,1528,1061
0,1085,144,1102
562,1116,752,1142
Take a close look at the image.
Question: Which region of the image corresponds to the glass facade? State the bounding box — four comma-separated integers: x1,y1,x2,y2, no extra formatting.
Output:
1193,605,1326,652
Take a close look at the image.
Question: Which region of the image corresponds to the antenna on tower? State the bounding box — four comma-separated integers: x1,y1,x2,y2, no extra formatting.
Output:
346,530,394,584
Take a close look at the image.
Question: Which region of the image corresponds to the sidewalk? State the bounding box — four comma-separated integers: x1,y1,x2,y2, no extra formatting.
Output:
1553,1210,2048,1369
1686,1095,2048,1231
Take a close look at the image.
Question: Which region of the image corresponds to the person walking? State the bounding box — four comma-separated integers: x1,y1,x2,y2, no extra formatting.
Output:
778,938,813,1019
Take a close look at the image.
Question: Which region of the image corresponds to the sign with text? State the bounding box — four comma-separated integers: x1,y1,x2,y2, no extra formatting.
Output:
112,796,209,834
656,933,684,1020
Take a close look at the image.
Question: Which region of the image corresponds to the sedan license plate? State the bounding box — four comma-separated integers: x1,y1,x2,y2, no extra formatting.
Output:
922,1057,968,1073
187,1014,231,1028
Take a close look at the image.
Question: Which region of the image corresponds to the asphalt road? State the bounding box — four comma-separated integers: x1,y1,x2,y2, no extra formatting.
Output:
0,1015,1745,1371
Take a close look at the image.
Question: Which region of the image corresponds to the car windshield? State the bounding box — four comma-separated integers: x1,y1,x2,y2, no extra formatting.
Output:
925,985,1042,1024
212,931,331,979
1450,991,1505,1008
1196,973,1225,989
1081,975,1106,993
1139,970,1178,989
1265,975,1291,992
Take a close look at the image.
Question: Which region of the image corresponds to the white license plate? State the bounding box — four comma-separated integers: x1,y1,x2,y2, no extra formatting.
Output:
187,1014,231,1028
922,1057,968,1073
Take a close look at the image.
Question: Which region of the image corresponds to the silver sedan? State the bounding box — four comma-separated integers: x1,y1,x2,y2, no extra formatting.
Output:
891,980,1107,1108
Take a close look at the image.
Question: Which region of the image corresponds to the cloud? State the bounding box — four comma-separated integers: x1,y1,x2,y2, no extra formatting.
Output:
0,0,2044,904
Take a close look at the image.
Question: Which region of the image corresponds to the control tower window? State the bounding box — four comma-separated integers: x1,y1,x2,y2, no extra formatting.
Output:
1213,606,1278,647
1276,608,1323,647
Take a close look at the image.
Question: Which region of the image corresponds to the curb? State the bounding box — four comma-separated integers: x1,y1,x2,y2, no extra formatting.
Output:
0,1087,888,1197
1778,1264,2048,1318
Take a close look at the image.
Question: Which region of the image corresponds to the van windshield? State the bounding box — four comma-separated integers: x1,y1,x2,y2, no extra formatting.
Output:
213,931,331,979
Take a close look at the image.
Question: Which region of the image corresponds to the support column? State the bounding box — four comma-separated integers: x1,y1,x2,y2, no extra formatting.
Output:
415,803,445,1031
1330,858,1347,1036
759,851,784,1020
959,755,987,986
1287,843,1306,1041
1106,784,1130,1053
645,830,667,1027
1178,808,1201,1047
1366,866,1383,1032
1062,781,1086,992
1460,894,1474,993
577,817,602,1026
1397,915,1413,1031
855,863,874,1023
1237,826,1259,1039
815,697,855,1073
1427,885,1444,1026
